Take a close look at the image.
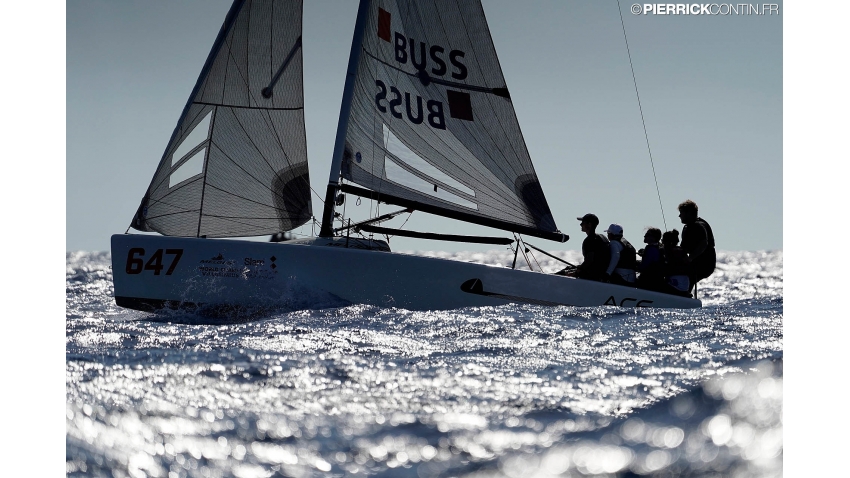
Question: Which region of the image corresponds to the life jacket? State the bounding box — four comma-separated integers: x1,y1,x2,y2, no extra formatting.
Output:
697,217,715,248
682,218,716,255
611,237,637,270
691,217,716,279
638,243,662,273
584,233,610,275
663,245,689,277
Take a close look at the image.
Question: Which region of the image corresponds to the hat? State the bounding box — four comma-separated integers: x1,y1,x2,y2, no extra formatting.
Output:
576,213,599,225
605,223,623,235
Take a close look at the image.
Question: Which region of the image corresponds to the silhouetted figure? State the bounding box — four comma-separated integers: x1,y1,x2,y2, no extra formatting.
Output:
661,229,691,297
678,199,716,292
603,223,637,285
557,213,610,281
636,227,665,291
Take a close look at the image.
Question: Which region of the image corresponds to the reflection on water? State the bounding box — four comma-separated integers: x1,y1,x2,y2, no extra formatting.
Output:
66,250,782,477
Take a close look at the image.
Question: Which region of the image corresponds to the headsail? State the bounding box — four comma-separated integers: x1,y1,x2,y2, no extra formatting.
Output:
329,0,564,242
132,0,311,238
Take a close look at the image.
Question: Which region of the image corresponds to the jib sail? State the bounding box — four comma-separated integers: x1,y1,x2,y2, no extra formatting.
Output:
329,0,564,242
131,0,311,238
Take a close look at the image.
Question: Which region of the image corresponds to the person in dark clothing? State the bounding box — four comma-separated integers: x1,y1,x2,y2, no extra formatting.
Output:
678,199,716,292
636,227,664,290
661,229,691,296
557,213,610,281
603,223,637,285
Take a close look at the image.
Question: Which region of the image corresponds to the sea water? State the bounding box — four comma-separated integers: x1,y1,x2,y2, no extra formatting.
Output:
66,249,782,477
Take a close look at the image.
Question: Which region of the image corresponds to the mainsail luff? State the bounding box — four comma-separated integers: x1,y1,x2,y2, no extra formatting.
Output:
331,0,566,242
132,0,311,239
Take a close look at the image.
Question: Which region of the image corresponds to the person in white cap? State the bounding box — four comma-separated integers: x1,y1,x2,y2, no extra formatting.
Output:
603,223,637,285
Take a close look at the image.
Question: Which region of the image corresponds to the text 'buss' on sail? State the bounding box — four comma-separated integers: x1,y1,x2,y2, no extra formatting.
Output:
373,7,473,131
393,33,468,80
375,81,447,129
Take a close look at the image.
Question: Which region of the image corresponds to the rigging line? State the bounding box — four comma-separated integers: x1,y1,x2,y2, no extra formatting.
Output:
517,235,534,271
527,247,542,272
517,231,543,270
511,233,521,269
310,186,325,204
397,210,413,230
616,0,667,231
341,180,348,228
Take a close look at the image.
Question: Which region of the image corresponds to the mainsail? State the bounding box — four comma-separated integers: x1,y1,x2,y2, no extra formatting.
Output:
329,0,564,242
132,0,311,238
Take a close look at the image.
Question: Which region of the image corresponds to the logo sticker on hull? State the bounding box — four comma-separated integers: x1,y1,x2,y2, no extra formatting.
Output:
192,253,279,280
604,296,654,307
198,253,238,278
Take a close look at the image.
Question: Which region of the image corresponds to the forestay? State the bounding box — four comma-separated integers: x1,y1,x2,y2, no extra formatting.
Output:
336,0,563,241
131,0,311,238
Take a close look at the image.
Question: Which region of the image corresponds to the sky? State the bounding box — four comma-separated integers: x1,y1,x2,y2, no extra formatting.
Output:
67,1,782,253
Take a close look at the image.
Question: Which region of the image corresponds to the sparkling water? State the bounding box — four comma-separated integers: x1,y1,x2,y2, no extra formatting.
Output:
66,249,782,477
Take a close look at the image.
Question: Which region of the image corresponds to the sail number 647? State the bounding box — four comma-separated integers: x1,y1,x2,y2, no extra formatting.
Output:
126,248,183,275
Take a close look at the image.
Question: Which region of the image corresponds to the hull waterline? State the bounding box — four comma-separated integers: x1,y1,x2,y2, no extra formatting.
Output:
111,234,701,313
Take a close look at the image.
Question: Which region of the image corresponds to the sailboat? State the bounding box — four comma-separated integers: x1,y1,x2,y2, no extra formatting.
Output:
111,0,701,312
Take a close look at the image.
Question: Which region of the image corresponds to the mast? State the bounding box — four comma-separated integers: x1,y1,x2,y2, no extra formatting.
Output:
319,0,372,237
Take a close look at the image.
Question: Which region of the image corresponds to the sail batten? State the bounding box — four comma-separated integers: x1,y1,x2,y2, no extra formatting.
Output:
132,0,310,238
333,0,562,239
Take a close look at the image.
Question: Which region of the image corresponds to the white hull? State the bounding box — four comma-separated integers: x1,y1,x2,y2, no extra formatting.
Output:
111,234,701,312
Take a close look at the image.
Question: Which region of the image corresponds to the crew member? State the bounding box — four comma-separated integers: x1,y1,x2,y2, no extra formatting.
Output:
636,227,664,290
661,229,691,296
677,199,716,292
603,223,637,285
557,213,610,281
